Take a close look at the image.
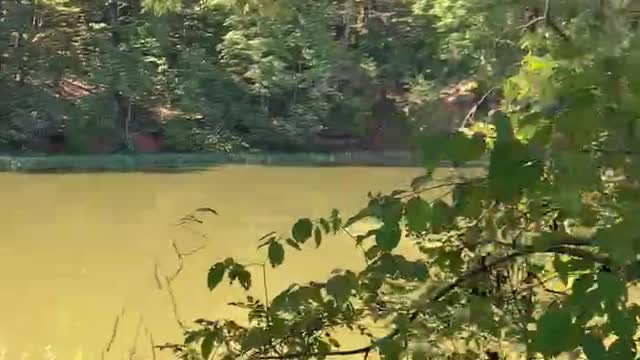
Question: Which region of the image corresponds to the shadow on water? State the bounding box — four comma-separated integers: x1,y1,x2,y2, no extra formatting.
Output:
0,151,436,174
19,167,215,175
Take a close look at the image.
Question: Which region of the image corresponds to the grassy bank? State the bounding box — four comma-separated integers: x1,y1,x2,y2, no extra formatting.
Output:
0,151,490,172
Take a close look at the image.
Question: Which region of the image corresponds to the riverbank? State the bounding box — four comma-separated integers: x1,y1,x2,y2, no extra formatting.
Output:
0,152,488,172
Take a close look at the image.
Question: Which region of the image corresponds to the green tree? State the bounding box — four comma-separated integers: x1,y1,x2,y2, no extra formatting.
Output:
158,1,640,359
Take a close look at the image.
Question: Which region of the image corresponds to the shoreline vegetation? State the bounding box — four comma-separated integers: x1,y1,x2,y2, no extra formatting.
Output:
0,152,488,172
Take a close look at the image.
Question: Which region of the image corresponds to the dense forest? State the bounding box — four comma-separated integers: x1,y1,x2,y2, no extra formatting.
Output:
121,1,640,359
1,0,525,154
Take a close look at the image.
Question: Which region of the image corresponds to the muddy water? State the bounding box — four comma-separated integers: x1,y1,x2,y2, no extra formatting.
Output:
0,165,435,360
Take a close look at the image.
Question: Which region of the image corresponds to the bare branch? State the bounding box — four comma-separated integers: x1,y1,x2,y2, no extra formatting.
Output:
518,16,545,31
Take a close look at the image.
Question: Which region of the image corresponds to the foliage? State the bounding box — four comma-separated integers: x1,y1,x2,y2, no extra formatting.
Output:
1,0,531,153
153,2,640,359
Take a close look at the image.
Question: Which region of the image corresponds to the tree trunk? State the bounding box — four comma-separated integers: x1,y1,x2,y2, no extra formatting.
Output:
108,0,132,148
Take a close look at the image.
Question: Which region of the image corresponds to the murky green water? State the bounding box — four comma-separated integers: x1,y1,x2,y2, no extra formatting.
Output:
0,165,431,360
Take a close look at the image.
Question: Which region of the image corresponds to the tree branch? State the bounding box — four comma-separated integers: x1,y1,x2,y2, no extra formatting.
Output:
254,241,607,359
460,87,497,129
518,0,571,43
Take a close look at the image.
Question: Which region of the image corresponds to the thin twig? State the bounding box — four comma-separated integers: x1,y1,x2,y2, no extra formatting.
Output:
518,16,545,31
102,307,126,360
128,316,144,360
153,263,163,290
460,87,497,129
165,275,185,329
143,321,158,360
262,263,271,324
341,226,370,265
167,239,209,283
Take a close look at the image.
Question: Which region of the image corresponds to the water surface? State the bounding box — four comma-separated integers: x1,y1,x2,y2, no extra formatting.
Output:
0,165,430,360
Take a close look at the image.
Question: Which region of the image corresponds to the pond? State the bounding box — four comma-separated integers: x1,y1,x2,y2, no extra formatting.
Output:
0,165,441,360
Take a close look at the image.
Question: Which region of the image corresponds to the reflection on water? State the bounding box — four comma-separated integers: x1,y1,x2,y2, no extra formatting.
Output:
0,165,441,359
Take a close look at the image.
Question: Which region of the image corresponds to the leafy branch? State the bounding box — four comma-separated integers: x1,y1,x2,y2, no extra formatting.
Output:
253,240,608,359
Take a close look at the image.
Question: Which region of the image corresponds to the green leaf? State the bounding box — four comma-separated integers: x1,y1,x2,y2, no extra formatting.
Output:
452,183,486,218
228,264,252,290
553,255,570,285
319,218,331,233
412,350,428,360
531,308,582,356
375,224,402,252
201,331,215,359
430,199,453,233
447,132,486,163
418,134,448,170
237,269,252,290
241,328,269,351
285,237,301,250
596,272,626,305
606,307,636,339
330,209,342,234
469,296,495,332
607,338,636,360
405,196,430,233
345,207,372,228
581,332,606,360
314,226,322,248
326,271,357,303
488,140,542,202
207,262,227,291
258,237,275,249
382,198,404,225
268,241,285,267
355,229,378,245
376,338,404,360
292,218,313,243
493,111,515,142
